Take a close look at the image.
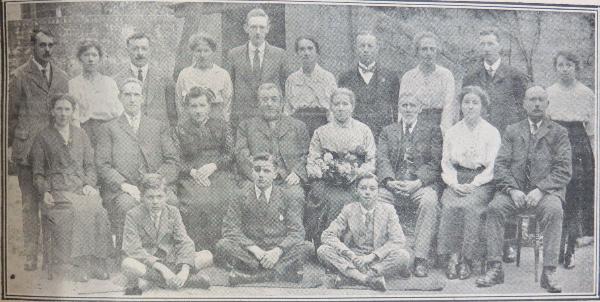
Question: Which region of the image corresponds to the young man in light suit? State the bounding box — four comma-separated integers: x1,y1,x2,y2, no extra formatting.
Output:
9,29,69,270
113,32,175,126
225,8,288,129
121,174,213,295
95,78,180,252
318,173,410,291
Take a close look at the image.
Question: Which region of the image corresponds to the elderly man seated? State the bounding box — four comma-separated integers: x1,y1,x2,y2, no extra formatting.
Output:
317,173,410,291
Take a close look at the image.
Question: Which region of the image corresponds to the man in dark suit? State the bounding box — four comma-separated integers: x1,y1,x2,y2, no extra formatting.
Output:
96,78,180,251
462,28,529,133
235,83,309,189
216,153,313,286
225,8,287,129
377,93,443,278
113,32,175,126
476,86,571,293
121,174,213,294
9,29,69,270
338,31,399,138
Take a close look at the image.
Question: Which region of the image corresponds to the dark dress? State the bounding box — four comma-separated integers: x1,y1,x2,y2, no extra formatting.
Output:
30,125,113,262
175,117,238,251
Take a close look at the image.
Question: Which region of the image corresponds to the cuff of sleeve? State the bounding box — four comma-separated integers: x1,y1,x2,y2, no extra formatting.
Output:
382,177,393,189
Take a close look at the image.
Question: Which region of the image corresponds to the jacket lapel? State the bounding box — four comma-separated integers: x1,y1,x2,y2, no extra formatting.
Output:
26,59,50,93
260,43,274,81
141,207,158,239
118,114,138,140
242,44,253,79
372,204,383,248
518,120,532,144
156,209,170,242
492,63,508,84
276,118,293,138
534,119,552,142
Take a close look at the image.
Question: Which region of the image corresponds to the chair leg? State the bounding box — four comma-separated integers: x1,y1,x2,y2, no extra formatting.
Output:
533,220,539,283
516,217,523,267
42,215,53,280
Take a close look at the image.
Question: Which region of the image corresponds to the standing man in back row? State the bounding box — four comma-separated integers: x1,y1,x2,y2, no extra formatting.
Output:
226,8,288,129
338,31,399,139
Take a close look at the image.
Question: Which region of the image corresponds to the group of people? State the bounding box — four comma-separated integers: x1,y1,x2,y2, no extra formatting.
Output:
8,7,595,294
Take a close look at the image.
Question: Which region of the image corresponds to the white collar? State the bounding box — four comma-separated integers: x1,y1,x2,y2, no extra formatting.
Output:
359,204,376,216
255,185,273,203
528,118,543,130
358,61,376,71
249,41,266,54
401,118,418,133
130,63,149,77
484,58,501,72
32,57,50,71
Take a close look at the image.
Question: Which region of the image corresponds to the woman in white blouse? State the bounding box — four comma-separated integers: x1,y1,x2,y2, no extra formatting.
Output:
176,33,233,123
69,39,122,146
437,86,501,280
547,51,595,268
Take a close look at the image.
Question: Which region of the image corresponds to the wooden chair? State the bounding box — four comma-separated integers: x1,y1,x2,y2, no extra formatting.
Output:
515,213,541,282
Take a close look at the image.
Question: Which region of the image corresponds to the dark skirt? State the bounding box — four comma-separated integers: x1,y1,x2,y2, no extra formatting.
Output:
437,166,493,261
178,170,238,251
555,121,595,252
305,180,355,250
291,107,329,138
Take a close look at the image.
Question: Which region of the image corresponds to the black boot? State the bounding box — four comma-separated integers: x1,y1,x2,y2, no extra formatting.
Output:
457,260,472,280
413,257,429,278
475,261,504,287
228,270,275,287
185,273,211,289
540,266,562,293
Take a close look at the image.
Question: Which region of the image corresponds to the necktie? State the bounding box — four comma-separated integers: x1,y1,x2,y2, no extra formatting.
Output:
259,190,268,204
531,122,539,135
41,67,50,86
137,68,144,82
365,211,373,227
487,68,494,79
252,49,261,78
152,213,160,229
130,116,139,134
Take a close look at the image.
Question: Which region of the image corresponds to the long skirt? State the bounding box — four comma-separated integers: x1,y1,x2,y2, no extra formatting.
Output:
305,180,355,250
555,121,595,256
178,170,238,251
47,191,113,263
437,167,493,261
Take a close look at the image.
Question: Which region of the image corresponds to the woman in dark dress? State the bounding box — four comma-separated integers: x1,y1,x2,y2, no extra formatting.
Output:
30,94,113,282
175,86,237,251
546,51,596,269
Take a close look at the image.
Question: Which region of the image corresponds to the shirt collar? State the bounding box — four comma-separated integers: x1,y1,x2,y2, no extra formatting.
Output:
358,61,376,72
249,41,266,54
528,118,543,130
334,118,354,129
401,118,418,133
32,57,50,71
359,204,376,216
484,58,501,72
125,112,141,123
130,63,148,77
255,185,273,203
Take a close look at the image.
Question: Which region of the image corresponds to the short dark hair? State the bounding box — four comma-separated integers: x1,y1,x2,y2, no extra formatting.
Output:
126,32,151,46
31,28,54,44
139,173,166,195
246,8,269,24
553,50,581,71
458,86,490,110
49,94,77,111
188,33,218,52
76,38,104,60
294,36,320,54
355,172,378,188
479,27,501,43
252,152,276,166
331,88,356,107
183,86,216,107
257,83,282,98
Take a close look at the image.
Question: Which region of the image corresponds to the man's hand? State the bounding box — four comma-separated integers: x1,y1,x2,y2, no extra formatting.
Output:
285,172,300,186
247,245,267,261
168,265,190,289
196,163,217,180
352,253,376,270
190,169,211,187
43,192,55,207
402,179,423,195
307,165,322,179
526,188,545,208
121,183,141,201
260,247,283,270
82,185,98,196
154,262,176,283
509,189,527,208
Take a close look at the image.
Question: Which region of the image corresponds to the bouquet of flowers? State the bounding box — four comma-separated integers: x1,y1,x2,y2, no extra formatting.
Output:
313,146,368,186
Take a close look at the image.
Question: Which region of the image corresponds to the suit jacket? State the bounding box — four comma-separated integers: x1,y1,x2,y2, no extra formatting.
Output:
113,63,175,126
462,61,529,133
321,202,406,259
235,116,309,182
221,185,305,250
377,119,443,188
338,65,399,138
9,58,69,165
95,114,180,202
225,42,287,126
122,203,195,267
494,118,572,201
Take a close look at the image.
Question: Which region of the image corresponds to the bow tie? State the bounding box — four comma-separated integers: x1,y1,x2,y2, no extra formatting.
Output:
359,64,375,73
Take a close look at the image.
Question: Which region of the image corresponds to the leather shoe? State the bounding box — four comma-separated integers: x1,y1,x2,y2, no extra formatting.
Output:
365,275,386,292
24,256,37,271
475,262,504,287
503,246,516,263
413,258,429,278
563,253,575,269
228,270,274,287
185,273,210,289
458,262,472,280
90,266,110,280
446,262,458,280
124,286,142,295
541,266,562,293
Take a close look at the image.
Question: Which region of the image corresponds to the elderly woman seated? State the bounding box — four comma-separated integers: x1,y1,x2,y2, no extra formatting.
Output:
317,173,410,291
30,94,113,282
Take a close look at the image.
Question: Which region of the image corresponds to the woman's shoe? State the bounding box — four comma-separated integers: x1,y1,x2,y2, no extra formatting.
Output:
458,262,472,280
563,253,575,269
446,262,458,280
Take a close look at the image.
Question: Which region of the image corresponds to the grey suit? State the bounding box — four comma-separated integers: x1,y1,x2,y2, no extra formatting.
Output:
225,42,287,128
